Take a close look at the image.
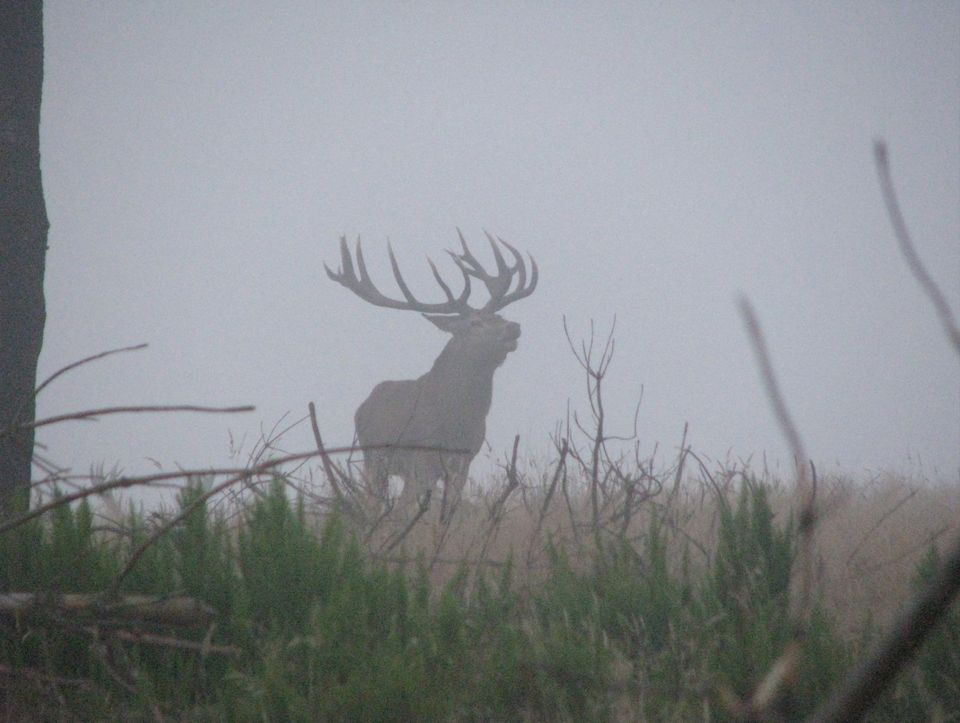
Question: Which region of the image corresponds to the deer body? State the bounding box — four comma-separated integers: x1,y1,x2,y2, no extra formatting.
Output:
326,233,536,520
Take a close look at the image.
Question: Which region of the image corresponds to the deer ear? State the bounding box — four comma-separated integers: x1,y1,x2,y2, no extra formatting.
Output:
422,314,460,333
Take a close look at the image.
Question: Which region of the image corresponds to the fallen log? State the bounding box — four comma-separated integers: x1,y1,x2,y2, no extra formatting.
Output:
0,593,217,626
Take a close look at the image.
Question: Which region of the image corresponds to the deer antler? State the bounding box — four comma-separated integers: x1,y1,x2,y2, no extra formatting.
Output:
326,232,537,315
451,229,539,312
325,236,473,314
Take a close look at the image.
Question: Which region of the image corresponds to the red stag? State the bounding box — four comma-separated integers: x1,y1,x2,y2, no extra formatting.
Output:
325,231,538,520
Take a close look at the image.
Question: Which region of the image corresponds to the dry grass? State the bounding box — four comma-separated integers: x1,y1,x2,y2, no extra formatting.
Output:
312,460,959,640
812,473,960,633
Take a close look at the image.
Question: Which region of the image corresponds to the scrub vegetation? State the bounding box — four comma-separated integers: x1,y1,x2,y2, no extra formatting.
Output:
1,454,957,721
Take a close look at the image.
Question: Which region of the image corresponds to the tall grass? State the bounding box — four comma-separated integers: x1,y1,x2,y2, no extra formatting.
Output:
1,470,956,720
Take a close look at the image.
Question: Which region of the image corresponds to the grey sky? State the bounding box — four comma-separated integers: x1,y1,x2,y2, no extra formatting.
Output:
37,2,959,489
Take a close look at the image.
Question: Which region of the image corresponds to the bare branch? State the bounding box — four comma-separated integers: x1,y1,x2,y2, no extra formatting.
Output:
488,434,521,521
874,140,960,359
381,490,432,554
113,443,467,589
844,486,918,568
0,443,457,536
737,298,809,481
737,296,817,716
21,404,255,431
32,343,148,400
308,401,343,499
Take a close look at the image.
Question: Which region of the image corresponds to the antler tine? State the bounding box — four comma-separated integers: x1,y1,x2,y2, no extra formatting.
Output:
326,236,475,314
452,229,522,309
486,237,538,311
483,230,511,277
427,257,471,305
495,236,526,292
387,243,421,306
325,236,356,285
479,230,513,303
354,237,372,283
454,228,485,274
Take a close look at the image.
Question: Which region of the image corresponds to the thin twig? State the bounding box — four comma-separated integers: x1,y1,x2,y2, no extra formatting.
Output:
0,443,462,536
0,457,304,535
738,296,816,717
5,344,151,439
845,525,952,582
526,438,570,575
873,140,960,358
560,459,581,547
89,629,138,695
477,435,522,565
738,297,815,598
737,299,809,481
667,421,690,508
112,470,258,589
844,486,918,568
488,435,522,522
22,404,256,431
33,344,149,400
308,401,346,502
380,491,432,554
538,440,568,529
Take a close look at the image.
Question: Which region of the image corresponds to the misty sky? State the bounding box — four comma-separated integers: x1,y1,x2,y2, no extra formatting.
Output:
36,2,959,493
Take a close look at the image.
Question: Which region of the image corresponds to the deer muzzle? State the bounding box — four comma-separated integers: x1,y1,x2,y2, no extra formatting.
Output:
502,323,521,351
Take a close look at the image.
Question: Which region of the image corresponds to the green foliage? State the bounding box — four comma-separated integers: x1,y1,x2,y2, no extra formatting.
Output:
173,484,235,615
530,546,612,719
0,478,953,720
236,478,327,632
865,544,960,721
0,494,118,592
701,481,797,698
691,481,848,718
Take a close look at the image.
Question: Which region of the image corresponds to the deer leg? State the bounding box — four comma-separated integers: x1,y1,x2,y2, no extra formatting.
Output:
439,456,469,524
396,475,420,513
361,453,392,518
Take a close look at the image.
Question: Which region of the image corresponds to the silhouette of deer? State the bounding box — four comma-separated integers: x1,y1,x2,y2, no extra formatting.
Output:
325,231,538,520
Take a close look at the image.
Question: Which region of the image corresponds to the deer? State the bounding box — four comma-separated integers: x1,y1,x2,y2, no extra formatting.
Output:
325,231,538,521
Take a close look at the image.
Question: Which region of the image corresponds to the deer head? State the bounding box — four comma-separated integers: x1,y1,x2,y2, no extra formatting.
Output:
325,231,538,520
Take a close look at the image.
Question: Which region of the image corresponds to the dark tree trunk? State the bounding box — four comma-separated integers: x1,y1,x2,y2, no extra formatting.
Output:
0,1,48,515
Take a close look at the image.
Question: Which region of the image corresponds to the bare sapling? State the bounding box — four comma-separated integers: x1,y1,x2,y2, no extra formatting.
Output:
561,317,662,548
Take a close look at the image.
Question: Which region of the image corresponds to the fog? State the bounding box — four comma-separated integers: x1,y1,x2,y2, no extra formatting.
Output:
36,2,959,494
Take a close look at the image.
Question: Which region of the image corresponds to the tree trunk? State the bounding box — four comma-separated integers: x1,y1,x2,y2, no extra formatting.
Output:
0,1,48,515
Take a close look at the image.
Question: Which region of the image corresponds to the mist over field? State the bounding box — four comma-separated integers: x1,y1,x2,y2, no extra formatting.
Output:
36,2,959,492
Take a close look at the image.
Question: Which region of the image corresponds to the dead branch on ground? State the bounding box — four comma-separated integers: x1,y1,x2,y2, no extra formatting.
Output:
0,593,216,626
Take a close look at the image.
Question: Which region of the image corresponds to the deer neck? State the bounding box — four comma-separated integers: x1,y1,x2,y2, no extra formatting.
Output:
420,339,496,412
